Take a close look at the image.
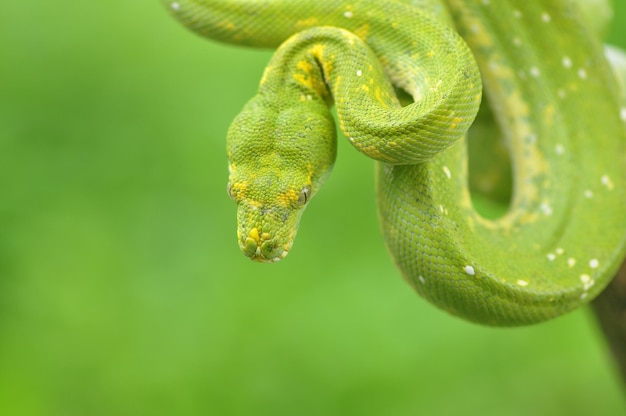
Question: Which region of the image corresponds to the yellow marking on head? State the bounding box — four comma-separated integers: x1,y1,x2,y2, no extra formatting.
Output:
427,50,436,58
261,232,271,240
277,189,300,206
249,227,261,243
232,182,248,193
391,22,399,29
361,84,370,92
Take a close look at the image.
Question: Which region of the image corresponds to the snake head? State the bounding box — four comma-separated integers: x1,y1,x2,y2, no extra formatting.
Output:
229,190,309,262
226,95,336,262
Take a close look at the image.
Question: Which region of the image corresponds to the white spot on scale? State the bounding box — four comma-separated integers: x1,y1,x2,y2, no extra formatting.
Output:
578,68,587,79
547,253,556,261
589,259,599,269
306,94,312,101
567,258,576,267
556,248,564,255
584,190,593,198
580,292,588,300
540,202,553,216
464,265,475,276
418,275,426,284
620,107,626,121
580,274,594,291
171,2,180,10
555,144,564,155
512,37,522,47
530,66,541,77
343,11,354,18
558,89,566,99
356,70,363,77
517,279,528,287
541,12,551,22
482,0,490,5
601,174,614,190
562,56,572,68
513,10,522,18
442,166,452,179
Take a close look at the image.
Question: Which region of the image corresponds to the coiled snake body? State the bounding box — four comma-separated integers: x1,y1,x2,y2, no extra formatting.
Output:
165,0,626,325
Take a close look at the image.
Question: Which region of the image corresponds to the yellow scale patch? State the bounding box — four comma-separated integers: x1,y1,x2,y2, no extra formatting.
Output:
276,189,299,206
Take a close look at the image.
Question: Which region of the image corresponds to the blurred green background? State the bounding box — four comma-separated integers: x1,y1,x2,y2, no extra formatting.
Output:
2,1,626,415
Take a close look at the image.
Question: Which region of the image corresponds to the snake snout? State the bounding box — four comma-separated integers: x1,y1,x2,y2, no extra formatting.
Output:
240,227,290,262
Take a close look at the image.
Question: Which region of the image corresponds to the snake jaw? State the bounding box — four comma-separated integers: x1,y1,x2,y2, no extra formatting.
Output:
236,204,300,263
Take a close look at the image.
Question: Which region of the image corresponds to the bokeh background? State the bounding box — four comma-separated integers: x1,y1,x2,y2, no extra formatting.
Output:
2,1,626,415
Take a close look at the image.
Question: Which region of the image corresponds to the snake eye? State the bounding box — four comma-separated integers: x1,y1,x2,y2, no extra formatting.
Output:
227,182,235,200
297,185,312,206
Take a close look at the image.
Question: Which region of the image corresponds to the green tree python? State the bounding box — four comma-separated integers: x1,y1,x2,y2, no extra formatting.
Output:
164,0,626,325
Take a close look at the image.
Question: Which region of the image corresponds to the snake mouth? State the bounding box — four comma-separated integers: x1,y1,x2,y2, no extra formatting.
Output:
246,248,290,263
